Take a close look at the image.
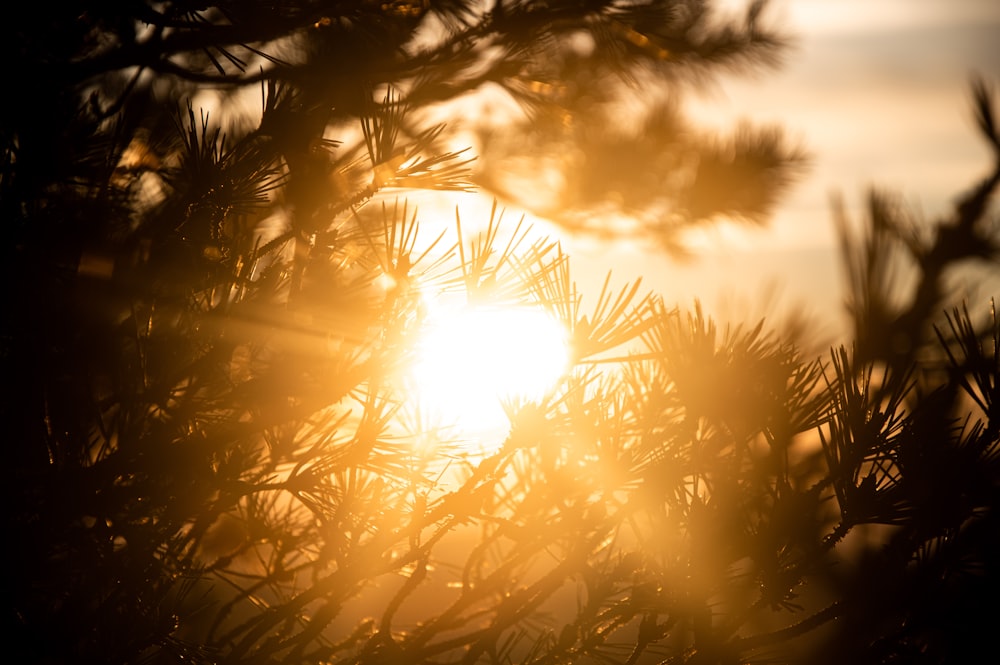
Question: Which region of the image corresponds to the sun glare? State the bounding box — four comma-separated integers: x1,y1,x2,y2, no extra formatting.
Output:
406,301,570,444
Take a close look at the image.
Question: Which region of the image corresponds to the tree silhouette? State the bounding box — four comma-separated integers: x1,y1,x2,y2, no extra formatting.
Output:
4,2,999,665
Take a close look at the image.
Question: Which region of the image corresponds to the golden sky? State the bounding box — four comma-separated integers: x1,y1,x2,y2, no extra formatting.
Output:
562,0,1000,339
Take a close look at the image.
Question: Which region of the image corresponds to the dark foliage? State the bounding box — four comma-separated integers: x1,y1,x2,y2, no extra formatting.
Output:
3,2,999,665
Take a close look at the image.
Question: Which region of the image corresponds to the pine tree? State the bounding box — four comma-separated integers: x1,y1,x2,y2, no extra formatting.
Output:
4,2,999,665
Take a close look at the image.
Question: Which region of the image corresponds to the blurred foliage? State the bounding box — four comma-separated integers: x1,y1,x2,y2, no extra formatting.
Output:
3,2,1000,665
475,93,807,253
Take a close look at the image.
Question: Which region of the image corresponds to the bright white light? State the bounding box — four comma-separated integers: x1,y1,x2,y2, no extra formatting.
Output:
407,302,569,441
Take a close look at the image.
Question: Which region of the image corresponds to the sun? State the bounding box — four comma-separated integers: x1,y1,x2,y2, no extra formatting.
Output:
405,300,570,445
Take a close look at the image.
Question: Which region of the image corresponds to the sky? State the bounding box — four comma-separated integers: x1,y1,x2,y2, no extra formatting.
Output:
557,0,1000,342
